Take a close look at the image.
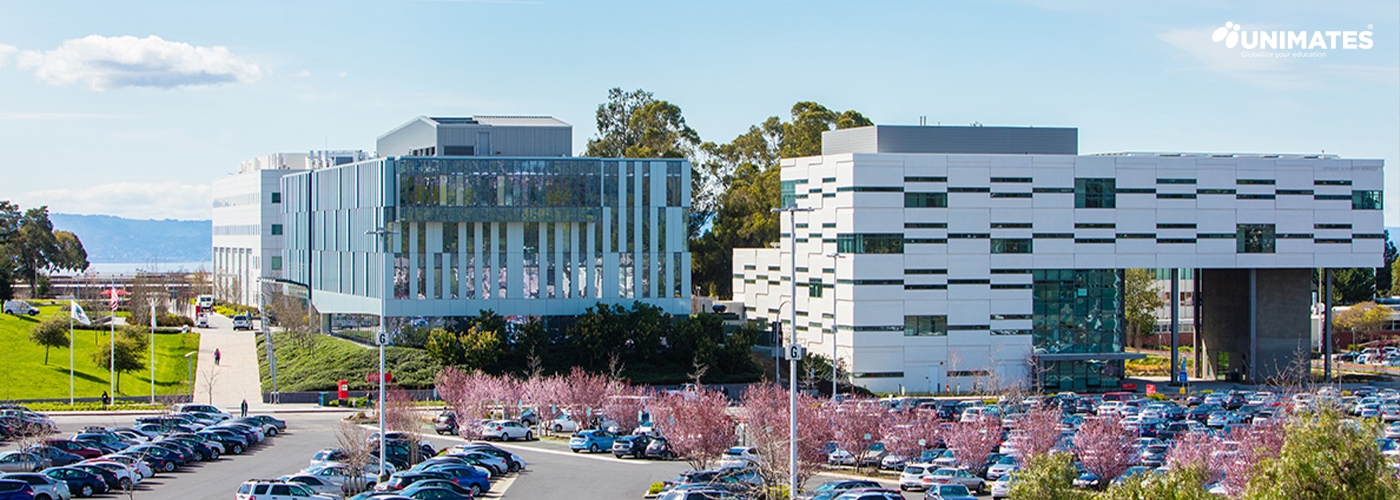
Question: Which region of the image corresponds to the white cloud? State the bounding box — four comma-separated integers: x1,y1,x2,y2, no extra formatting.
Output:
15,35,262,90
0,44,16,66
296,69,312,78
1158,26,1400,89
14,182,211,221
336,71,348,78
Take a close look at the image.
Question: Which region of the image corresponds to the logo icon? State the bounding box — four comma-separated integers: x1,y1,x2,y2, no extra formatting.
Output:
1212,21,1242,48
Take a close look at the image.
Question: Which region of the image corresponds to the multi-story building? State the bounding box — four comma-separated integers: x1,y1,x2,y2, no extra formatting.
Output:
733,124,1383,393
280,116,690,331
213,150,368,307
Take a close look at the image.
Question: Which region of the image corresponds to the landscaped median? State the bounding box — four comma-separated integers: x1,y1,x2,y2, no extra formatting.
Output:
255,330,442,393
0,304,200,401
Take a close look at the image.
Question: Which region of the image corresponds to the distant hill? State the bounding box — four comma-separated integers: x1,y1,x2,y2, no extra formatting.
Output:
50,213,210,263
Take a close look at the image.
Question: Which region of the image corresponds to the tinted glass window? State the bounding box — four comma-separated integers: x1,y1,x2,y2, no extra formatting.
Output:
269,485,290,495
253,485,268,494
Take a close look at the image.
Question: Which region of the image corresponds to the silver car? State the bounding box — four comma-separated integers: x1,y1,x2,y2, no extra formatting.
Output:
0,452,49,473
0,473,71,500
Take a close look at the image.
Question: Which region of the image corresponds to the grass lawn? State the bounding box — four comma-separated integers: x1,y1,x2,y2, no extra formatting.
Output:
0,304,200,401
258,331,441,392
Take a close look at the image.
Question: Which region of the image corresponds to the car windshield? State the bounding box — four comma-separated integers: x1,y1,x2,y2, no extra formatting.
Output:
903,466,925,474
939,485,971,495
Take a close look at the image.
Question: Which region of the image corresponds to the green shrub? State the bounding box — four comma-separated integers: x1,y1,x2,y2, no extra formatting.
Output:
647,483,665,495
24,401,166,412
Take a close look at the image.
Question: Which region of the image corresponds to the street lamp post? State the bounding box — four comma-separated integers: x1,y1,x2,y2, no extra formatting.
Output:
825,252,845,404
367,226,398,481
772,205,812,496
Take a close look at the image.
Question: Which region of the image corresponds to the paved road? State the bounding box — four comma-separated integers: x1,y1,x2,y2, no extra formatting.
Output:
192,313,268,413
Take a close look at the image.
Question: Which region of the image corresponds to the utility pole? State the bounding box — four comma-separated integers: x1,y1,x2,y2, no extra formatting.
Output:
772,205,812,496
367,226,398,481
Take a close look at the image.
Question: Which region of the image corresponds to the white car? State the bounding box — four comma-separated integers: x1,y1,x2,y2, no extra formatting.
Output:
232,314,254,330
0,472,71,500
3,300,39,316
899,463,935,491
81,460,140,489
174,403,232,421
480,420,532,441
548,416,582,433
281,475,346,497
93,455,152,480
235,480,337,500
717,447,761,469
300,464,378,493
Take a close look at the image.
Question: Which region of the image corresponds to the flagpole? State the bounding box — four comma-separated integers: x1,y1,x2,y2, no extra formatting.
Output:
110,280,116,406
69,301,74,406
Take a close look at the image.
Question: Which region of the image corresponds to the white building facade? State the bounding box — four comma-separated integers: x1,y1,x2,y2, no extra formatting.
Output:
213,151,368,307
733,125,1383,393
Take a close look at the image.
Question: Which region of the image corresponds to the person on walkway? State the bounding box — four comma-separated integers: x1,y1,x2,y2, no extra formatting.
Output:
240,398,248,417
100,391,110,406
214,348,221,365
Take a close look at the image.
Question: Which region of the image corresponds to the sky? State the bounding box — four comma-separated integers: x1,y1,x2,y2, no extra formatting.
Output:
0,0,1396,223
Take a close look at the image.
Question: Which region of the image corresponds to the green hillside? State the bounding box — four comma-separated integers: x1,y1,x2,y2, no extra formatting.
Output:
0,305,200,401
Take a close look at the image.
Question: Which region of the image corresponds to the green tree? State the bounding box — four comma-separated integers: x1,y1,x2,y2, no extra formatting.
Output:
13,206,60,297
459,325,501,371
690,102,871,298
585,88,699,159
1008,452,1089,500
1099,467,1215,500
53,230,89,273
29,317,69,365
92,334,146,390
1244,409,1400,499
1382,229,1398,296
1333,267,1377,305
1124,269,1165,348
424,327,464,366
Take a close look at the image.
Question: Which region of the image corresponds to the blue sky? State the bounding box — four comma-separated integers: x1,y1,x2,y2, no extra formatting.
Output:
0,0,1396,223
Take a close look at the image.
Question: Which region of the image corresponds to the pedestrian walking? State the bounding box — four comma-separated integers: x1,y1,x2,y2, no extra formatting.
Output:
100,391,110,406
215,348,221,365
240,398,248,417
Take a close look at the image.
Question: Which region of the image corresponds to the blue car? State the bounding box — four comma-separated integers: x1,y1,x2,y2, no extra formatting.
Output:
42,466,108,497
569,430,618,453
420,465,490,496
0,480,35,500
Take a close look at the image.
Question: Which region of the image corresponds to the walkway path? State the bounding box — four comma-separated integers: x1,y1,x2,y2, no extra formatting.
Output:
193,313,270,414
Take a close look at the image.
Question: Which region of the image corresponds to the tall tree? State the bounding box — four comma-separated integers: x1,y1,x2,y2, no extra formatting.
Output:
29,317,69,365
0,201,19,301
585,88,699,159
53,231,90,273
691,102,871,298
1123,269,1165,348
13,206,60,296
1380,229,1398,296
1333,267,1376,304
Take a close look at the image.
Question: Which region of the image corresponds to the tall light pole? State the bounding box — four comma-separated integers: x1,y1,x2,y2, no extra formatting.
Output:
367,226,397,481
772,205,812,497
825,252,845,404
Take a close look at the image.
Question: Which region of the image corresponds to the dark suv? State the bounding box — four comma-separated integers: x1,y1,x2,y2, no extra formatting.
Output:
434,412,457,435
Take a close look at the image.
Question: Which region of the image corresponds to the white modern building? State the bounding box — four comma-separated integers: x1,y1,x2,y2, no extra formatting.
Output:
733,125,1383,393
281,116,691,332
213,150,368,307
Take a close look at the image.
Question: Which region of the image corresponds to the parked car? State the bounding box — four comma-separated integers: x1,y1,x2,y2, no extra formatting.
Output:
924,484,977,500
40,467,106,498
830,488,903,500
926,468,986,495
899,464,935,491
235,480,336,500
612,435,655,459
89,456,151,481
433,412,457,435
0,480,36,500
280,475,345,498
0,473,70,500
174,403,232,422
22,447,82,468
548,415,582,434
716,447,761,468
0,452,49,473
373,471,452,492
232,314,253,331
985,455,1018,480
806,480,882,500
990,475,1015,499
646,437,677,460
479,420,531,441
569,430,618,453
3,301,38,316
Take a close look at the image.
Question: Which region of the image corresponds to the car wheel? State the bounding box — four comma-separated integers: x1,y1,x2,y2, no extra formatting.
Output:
469,484,482,497
34,494,50,500
590,443,600,453
121,477,132,490
233,444,244,454
80,485,94,497
571,448,580,453
267,428,278,437
524,431,533,441
553,424,563,432
164,461,176,472
508,461,520,473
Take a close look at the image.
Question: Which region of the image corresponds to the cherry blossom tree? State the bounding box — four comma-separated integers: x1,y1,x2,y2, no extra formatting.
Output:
946,415,1002,474
1221,417,1286,495
1164,430,1222,477
882,410,942,464
603,383,652,432
556,367,613,427
1072,415,1135,488
1009,406,1064,464
741,383,835,493
830,402,887,472
650,389,735,470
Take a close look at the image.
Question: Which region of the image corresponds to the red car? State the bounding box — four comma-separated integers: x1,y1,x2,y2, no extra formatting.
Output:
43,440,101,459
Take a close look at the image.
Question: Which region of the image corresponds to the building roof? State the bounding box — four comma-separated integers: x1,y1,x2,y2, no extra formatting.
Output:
1089,151,1339,159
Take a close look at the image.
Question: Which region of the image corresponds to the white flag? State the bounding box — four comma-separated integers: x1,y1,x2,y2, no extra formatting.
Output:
71,301,91,326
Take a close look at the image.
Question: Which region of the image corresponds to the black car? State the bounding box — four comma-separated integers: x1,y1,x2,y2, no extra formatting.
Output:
934,402,966,421
243,415,287,431
1223,394,1246,410
380,471,451,492
71,464,124,492
434,412,457,435
115,450,175,474
196,430,247,454
645,437,676,460
41,467,108,497
1187,404,1221,423
612,434,653,459
165,437,219,461
23,445,83,466
453,445,522,472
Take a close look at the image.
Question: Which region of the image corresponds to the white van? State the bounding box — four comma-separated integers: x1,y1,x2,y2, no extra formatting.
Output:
3,300,39,316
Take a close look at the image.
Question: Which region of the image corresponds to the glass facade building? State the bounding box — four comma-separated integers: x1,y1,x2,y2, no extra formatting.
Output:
282,156,691,326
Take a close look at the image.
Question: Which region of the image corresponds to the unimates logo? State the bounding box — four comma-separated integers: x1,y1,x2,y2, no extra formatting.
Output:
1211,21,1374,50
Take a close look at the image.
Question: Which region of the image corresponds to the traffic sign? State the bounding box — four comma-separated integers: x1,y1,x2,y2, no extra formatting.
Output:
376,331,393,346
1146,384,1156,396
367,372,393,383
1179,371,1188,384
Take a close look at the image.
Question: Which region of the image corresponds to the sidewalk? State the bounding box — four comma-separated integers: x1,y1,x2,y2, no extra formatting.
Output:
192,313,270,414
